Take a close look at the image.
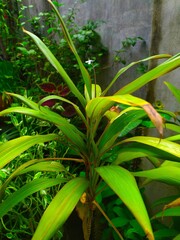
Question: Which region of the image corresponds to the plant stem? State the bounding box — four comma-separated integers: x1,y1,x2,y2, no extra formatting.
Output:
93,200,124,240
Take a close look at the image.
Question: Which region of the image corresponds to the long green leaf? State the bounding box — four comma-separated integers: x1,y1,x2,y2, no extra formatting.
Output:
0,134,58,169
114,150,148,164
48,0,92,99
102,54,171,95
32,177,89,240
86,94,163,139
165,123,180,134
96,165,154,240
132,166,180,185
119,136,180,161
164,81,180,103
152,206,180,219
116,54,180,95
0,159,66,200
166,134,180,142
98,108,146,153
19,161,65,175
0,177,66,218
113,147,161,166
23,28,86,107
0,104,87,154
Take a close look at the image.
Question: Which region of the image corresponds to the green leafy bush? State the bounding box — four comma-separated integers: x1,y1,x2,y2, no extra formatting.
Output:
0,1,180,240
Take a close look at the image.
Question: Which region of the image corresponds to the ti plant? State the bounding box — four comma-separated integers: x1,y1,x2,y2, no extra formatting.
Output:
0,1,180,240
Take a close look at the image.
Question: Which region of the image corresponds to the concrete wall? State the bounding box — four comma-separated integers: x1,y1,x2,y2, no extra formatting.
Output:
144,0,180,213
147,0,180,112
59,0,153,97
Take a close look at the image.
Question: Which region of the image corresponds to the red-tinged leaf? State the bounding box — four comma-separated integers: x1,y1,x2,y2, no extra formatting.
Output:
61,102,76,117
142,104,163,137
39,82,57,93
41,98,56,107
57,84,70,96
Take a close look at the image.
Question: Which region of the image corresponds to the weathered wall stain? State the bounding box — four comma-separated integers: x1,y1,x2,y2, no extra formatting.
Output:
146,0,163,104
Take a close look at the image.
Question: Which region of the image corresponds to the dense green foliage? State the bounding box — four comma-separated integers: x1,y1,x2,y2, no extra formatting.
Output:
0,1,180,240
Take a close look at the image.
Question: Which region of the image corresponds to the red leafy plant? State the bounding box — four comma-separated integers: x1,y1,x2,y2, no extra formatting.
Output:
39,82,76,117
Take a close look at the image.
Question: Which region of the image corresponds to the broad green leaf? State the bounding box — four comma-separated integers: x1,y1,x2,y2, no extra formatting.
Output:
113,147,161,166
98,109,146,153
132,166,180,185
164,81,180,103
32,177,89,240
48,0,91,99
96,165,154,240
86,94,147,119
0,177,66,218
114,150,148,165
0,134,58,169
23,28,86,106
86,95,163,137
119,136,180,161
116,54,180,95
102,54,171,95
152,206,180,219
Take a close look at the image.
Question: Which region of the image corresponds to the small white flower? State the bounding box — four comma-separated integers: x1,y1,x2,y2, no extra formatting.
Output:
85,59,94,65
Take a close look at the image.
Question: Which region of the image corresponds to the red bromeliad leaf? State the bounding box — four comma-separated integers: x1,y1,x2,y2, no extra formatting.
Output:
57,84,70,96
39,83,57,93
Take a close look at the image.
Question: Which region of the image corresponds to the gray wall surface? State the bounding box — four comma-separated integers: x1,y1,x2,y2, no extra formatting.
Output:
147,0,180,112
59,0,153,97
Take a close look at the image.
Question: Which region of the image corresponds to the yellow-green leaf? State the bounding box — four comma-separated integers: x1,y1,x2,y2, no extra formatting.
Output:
23,28,86,106
133,166,180,185
96,165,154,240
32,177,89,240
0,134,58,169
119,136,180,161
0,177,66,218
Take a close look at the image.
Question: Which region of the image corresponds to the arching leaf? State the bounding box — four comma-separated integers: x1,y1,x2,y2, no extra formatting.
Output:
0,177,66,218
96,165,154,240
0,134,58,169
32,177,89,240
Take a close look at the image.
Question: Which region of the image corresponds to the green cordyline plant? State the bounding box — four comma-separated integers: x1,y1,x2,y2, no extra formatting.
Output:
0,1,180,239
